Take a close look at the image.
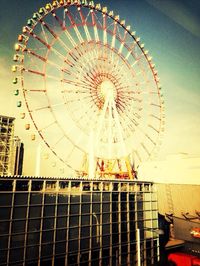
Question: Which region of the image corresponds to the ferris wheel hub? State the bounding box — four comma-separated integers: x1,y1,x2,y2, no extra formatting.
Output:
100,79,116,100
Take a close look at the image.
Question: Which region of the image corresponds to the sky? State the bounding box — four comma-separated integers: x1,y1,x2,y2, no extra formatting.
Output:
0,0,200,178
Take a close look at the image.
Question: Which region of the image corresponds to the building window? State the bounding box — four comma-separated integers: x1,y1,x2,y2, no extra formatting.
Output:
0,180,13,191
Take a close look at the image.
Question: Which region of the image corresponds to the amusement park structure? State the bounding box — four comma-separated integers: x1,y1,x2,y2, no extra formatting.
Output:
12,0,164,179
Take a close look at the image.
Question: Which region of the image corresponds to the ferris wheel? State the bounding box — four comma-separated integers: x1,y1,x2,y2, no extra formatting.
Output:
12,0,164,178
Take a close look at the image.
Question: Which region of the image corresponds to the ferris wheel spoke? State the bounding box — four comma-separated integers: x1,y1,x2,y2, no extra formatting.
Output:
30,103,65,113
38,121,56,133
124,41,139,60
69,50,79,62
40,23,50,45
141,142,151,156
132,123,158,149
131,57,141,68
26,49,47,63
28,29,50,49
77,8,92,42
83,71,98,86
148,124,160,134
114,22,121,41
127,121,138,134
56,35,71,53
40,19,58,39
74,51,97,76
64,133,86,163
24,69,45,77
134,150,142,163
72,50,94,72
85,110,100,130
111,21,117,49
82,69,99,88
60,16,76,47
93,9,103,28
121,111,139,127
122,27,129,43
76,111,99,133
51,11,65,30
24,89,46,92
46,74,61,81
83,22,92,42
103,13,107,46
118,40,125,55
150,114,162,121
66,9,84,43
64,27,77,47
111,53,121,72
145,134,156,145
61,89,89,94
63,59,75,69
64,145,76,162
111,97,127,156
134,112,142,119
116,99,127,112
87,44,103,68
65,94,94,108
64,97,95,110
77,73,96,89
51,135,65,149
29,106,50,113
120,94,142,103
90,10,100,42
117,87,139,94
82,50,99,71
61,78,91,90
27,38,66,68
52,10,77,47
47,59,67,72
50,46,66,61
119,89,151,95
116,97,131,110
51,102,68,108
111,60,127,79
117,31,129,55
151,103,162,108
66,98,98,120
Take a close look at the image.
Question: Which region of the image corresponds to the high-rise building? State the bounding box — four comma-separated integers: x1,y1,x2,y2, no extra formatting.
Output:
0,115,24,176
0,116,15,176
13,137,24,176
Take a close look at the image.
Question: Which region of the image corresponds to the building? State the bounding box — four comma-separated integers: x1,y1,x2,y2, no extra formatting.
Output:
13,137,24,176
0,176,159,266
0,115,24,176
0,116,15,176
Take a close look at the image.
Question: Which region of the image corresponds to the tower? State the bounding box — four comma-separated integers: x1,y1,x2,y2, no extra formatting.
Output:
13,137,24,175
0,115,15,175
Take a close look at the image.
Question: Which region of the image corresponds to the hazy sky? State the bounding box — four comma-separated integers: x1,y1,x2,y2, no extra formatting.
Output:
0,0,200,176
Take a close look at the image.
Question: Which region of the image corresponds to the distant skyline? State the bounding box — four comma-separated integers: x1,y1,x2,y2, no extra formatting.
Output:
0,0,200,177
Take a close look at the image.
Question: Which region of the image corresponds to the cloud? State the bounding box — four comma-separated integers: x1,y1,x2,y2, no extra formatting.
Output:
146,0,200,38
